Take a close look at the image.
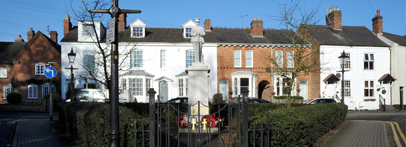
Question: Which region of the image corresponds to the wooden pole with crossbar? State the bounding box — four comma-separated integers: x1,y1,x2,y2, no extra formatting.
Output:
88,1,141,146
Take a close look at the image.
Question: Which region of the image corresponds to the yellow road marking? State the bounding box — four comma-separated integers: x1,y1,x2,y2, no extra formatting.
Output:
350,120,402,147
393,122,406,145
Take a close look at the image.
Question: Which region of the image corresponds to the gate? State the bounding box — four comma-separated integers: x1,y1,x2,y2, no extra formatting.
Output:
132,88,270,147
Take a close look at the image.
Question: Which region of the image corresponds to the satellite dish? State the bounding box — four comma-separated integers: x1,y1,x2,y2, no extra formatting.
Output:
336,73,341,78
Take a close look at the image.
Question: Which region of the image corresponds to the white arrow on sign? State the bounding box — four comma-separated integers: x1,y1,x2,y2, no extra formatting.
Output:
46,68,54,77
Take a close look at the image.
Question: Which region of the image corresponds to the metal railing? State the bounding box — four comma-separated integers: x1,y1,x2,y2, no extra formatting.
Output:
379,94,386,112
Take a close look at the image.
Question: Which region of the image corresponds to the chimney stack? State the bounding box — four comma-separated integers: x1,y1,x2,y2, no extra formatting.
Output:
27,28,35,41
326,8,342,30
63,15,72,36
118,8,127,31
50,31,58,43
204,19,211,31
372,10,383,35
251,18,263,36
15,33,24,42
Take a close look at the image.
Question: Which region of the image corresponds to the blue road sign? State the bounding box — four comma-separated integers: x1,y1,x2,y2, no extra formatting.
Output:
44,67,57,79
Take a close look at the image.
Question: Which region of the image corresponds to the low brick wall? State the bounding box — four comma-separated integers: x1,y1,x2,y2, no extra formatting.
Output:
0,103,46,112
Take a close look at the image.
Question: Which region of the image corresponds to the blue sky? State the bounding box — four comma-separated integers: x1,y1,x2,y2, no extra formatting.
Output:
0,0,405,43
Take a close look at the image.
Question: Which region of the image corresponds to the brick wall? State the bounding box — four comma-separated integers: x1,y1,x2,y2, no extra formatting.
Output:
0,32,61,104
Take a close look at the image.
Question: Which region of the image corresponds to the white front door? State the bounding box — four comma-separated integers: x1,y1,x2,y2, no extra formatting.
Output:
299,80,308,100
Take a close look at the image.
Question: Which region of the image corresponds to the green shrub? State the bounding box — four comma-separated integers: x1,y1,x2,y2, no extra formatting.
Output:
249,103,347,146
273,96,303,100
212,93,225,105
58,102,148,146
7,92,22,104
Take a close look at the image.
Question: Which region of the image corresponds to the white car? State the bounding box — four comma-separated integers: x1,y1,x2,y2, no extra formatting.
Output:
307,98,339,104
74,89,109,103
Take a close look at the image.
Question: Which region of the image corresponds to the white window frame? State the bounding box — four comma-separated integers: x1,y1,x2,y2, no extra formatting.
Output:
0,69,6,78
161,50,166,69
231,75,256,97
234,50,241,68
341,53,351,69
344,80,351,97
185,28,192,38
131,50,143,68
186,50,195,68
82,23,95,35
35,63,46,75
364,80,374,97
179,79,184,96
28,85,38,99
3,85,13,99
42,84,56,97
245,50,253,68
287,50,294,68
120,78,127,91
83,50,95,70
275,50,283,68
146,79,151,96
132,27,144,38
129,78,143,96
364,53,374,70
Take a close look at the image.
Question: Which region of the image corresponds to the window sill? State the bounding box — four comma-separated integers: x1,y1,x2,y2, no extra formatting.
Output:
245,67,254,69
234,67,242,69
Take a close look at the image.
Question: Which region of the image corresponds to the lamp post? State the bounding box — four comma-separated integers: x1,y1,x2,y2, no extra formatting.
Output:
65,48,78,101
338,50,349,104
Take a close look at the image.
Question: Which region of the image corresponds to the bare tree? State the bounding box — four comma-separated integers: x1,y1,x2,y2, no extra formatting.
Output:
68,0,136,98
266,0,327,104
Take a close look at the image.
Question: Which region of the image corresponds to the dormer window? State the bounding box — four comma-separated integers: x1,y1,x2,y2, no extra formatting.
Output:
182,19,197,38
185,28,192,38
133,27,144,38
129,19,146,38
83,24,95,35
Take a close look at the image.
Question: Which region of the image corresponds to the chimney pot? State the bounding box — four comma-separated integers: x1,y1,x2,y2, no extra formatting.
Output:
50,31,58,43
372,10,383,34
204,19,211,31
15,33,24,42
27,28,35,41
63,15,72,36
251,18,263,36
326,8,342,30
118,11,127,31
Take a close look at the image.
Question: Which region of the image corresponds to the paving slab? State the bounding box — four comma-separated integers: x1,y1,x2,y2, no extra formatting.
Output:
13,120,63,147
325,121,389,147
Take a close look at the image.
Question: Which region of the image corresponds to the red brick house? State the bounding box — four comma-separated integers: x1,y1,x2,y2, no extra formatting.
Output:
215,18,319,101
0,28,61,104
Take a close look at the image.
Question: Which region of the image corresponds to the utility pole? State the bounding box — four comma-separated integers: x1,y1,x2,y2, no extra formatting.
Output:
88,1,141,146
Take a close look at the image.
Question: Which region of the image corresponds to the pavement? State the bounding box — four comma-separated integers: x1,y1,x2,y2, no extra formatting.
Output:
5,111,406,147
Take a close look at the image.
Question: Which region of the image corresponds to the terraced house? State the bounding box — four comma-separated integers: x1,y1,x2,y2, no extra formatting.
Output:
60,13,317,102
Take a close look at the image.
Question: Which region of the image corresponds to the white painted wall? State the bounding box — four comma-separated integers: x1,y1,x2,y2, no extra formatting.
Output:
319,45,390,110
61,41,218,102
378,35,406,105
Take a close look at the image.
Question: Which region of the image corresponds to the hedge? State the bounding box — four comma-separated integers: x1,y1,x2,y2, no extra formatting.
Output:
248,103,347,146
273,96,304,100
58,102,149,146
7,92,22,103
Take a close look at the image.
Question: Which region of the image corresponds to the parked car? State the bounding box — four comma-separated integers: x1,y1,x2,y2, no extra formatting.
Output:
74,89,109,103
307,98,339,104
167,97,188,103
248,99,271,103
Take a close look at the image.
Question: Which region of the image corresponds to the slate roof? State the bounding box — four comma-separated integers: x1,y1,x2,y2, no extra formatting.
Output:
0,42,27,64
382,32,406,46
62,26,303,45
308,25,389,47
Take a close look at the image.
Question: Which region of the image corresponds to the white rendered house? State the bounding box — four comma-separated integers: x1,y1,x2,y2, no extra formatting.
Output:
61,15,217,102
311,8,390,110
373,10,405,110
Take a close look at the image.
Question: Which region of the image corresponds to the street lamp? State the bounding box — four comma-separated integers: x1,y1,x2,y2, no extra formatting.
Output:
65,48,78,101
338,50,349,104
